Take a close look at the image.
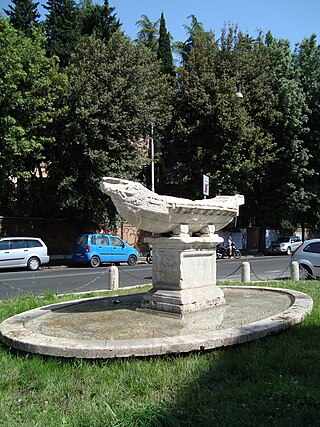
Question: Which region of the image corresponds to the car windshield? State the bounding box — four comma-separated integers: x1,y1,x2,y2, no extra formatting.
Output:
74,235,88,245
278,237,289,243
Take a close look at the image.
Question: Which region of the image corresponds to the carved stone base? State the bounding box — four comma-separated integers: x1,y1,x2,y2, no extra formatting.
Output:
141,234,225,314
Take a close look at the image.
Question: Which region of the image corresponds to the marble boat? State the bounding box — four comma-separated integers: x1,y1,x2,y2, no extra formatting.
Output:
100,177,244,234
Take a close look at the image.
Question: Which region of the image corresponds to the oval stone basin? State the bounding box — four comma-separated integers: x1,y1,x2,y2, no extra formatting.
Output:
0,286,313,359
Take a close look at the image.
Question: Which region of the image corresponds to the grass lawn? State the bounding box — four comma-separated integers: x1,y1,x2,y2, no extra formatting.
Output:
0,281,319,427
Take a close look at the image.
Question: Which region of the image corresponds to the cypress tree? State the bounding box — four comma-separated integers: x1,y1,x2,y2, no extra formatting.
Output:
157,12,174,76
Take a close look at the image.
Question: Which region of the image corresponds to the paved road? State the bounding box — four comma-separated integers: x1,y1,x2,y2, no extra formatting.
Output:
217,255,292,282
0,264,152,300
0,255,293,300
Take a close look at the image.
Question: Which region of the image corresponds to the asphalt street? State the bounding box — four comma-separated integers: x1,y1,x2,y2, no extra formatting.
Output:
0,255,293,301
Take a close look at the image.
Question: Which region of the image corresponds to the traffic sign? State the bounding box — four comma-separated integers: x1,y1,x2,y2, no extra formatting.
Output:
203,174,209,197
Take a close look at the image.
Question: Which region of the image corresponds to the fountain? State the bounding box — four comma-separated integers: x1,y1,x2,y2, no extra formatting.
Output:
100,177,244,314
0,178,313,358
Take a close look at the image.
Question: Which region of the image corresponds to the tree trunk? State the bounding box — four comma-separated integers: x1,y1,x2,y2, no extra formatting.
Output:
258,222,267,254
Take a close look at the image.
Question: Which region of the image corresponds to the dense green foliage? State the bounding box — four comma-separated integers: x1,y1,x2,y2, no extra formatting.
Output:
0,19,66,216
45,33,173,227
44,0,81,67
0,1,319,232
135,14,159,52
4,0,39,36
0,281,319,426
294,35,320,226
79,0,121,42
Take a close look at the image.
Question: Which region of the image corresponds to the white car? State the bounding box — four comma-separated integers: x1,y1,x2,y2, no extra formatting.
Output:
276,236,302,255
280,236,302,254
269,235,302,254
0,237,50,271
291,238,320,279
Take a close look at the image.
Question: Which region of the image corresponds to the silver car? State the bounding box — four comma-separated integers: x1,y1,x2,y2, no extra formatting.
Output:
0,237,50,271
291,238,320,279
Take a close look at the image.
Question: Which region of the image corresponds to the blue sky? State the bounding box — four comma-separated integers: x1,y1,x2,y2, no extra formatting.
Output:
1,0,319,48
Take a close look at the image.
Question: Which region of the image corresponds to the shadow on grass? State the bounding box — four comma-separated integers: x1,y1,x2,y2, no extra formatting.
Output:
126,322,320,427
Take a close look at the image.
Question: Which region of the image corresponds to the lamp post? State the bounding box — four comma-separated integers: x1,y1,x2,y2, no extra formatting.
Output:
234,83,243,226
150,123,155,192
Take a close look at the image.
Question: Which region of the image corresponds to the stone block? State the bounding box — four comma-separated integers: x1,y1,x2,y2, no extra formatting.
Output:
142,234,225,314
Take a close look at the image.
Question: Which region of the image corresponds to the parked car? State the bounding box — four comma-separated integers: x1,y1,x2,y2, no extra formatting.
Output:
268,235,302,255
0,237,50,271
291,238,320,279
71,234,140,267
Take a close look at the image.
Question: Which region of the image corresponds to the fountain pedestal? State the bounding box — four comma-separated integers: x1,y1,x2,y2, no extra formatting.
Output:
142,233,225,314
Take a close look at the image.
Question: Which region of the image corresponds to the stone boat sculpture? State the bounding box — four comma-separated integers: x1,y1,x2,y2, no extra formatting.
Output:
100,177,244,235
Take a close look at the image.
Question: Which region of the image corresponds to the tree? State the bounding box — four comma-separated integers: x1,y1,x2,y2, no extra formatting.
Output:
157,12,174,76
79,0,121,42
165,17,314,250
135,14,159,52
4,0,40,36
174,15,212,63
258,33,310,234
44,0,81,67
46,33,174,227
294,34,320,227
165,23,275,207
0,18,66,216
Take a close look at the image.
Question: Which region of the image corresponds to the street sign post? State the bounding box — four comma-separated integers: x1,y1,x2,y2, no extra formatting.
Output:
203,174,209,198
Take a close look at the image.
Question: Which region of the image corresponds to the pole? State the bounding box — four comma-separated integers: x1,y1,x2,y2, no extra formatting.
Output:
290,261,299,281
151,124,155,192
241,261,251,282
109,265,119,290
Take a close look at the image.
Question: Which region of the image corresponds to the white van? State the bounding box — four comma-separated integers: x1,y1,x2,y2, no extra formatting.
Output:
0,237,50,271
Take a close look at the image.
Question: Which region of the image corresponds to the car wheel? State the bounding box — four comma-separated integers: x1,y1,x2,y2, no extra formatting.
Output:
127,255,137,266
90,256,101,268
299,264,312,280
27,257,40,271
287,247,291,255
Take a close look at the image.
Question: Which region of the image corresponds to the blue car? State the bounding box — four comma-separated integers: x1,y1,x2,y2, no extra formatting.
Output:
71,234,139,267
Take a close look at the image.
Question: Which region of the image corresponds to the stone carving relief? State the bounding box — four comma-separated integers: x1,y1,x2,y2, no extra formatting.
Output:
100,177,244,235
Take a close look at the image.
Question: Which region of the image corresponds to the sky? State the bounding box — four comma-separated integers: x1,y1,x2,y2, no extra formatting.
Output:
0,0,319,49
